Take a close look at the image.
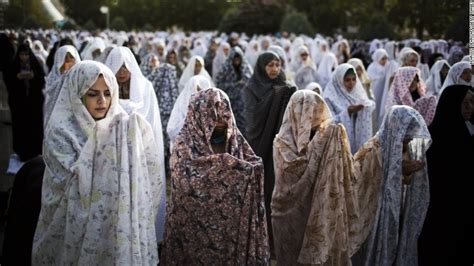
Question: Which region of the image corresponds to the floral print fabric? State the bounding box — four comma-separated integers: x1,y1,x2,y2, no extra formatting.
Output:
353,105,431,266
43,45,81,127
384,67,437,125
161,88,270,265
272,90,365,265
32,61,164,265
215,46,253,134
323,63,375,153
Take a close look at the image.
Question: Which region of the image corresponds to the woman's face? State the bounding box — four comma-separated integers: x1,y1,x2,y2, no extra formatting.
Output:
84,75,112,120
461,91,474,121
440,64,450,77
167,52,177,64
405,53,418,67
300,52,309,62
194,60,202,75
265,59,281,80
343,73,357,92
223,46,230,57
116,64,131,84
409,74,420,92
157,46,164,55
355,66,363,78
232,56,241,68
19,51,29,63
61,52,76,73
92,49,101,60
379,56,388,66
150,55,159,68
460,68,472,84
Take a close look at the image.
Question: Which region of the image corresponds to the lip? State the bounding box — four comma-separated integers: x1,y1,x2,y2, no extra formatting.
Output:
95,107,107,112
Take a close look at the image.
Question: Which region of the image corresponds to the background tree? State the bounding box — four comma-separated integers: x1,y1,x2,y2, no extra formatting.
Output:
280,10,314,36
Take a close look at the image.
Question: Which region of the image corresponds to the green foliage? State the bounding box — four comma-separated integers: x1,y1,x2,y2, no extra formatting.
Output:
218,7,240,33
358,15,396,40
3,0,51,28
60,20,78,30
142,23,154,32
83,19,97,31
280,11,314,36
110,16,127,31
1,0,469,41
23,14,40,29
218,1,285,34
445,9,468,43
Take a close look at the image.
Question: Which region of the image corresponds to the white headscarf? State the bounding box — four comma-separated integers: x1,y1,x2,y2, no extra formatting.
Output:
367,49,389,81
323,63,375,153
384,41,397,60
167,75,211,148
304,82,322,94
32,40,48,60
425,60,450,96
191,38,208,58
178,55,213,92
244,40,260,69
369,39,382,55
348,58,371,87
314,40,329,67
105,47,166,242
317,52,338,89
440,61,472,93
33,61,163,265
81,37,106,61
44,45,81,127
212,42,231,79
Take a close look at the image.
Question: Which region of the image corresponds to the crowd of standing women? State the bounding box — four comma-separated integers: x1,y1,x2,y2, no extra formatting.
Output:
0,29,472,265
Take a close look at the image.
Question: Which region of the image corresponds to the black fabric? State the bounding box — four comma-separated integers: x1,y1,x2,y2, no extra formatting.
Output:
419,85,474,266
0,33,15,72
1,156,45,266
243,51,296,254
410,89,421,101
3,43,45,161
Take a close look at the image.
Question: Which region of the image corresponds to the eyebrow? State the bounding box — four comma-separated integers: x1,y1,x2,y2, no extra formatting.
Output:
88,89,110,93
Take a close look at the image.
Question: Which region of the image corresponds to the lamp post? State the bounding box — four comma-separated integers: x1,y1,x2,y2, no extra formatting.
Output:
100,6,109,29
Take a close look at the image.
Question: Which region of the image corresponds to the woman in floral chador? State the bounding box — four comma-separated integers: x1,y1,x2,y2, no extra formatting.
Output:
32,61,164,265
161,88,270,265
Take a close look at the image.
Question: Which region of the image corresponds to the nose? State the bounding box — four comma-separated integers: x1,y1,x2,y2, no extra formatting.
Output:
98,93,105,104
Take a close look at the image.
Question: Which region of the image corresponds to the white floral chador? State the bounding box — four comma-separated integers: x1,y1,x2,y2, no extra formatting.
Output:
32,61,164,265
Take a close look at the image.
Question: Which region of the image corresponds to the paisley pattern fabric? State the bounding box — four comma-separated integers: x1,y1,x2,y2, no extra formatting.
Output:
353,105,431,266
272,90,366,265
32,61,163,265
167,75,211,149
149,62,180,171
384,67,437,125
161,88,270,265
215,46,253,134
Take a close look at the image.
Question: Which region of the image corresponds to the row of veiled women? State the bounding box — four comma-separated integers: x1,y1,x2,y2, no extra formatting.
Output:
1,35,472,266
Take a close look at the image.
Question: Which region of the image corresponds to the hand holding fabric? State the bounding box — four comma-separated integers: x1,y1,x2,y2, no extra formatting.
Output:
348,104,364,114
